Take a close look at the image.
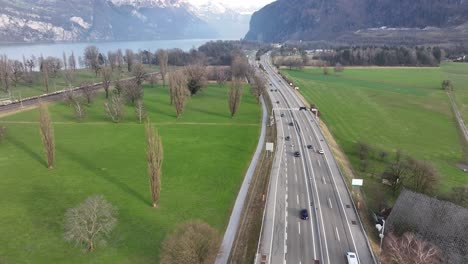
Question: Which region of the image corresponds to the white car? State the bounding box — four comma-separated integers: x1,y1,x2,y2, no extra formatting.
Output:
346,252,358,264
318,149,324,154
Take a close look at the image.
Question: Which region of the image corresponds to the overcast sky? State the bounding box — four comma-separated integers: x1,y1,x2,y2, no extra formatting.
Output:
187,0,275,10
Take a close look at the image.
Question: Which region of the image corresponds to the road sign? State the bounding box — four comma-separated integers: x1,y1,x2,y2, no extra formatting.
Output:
352,179,364,186
266,142,274,152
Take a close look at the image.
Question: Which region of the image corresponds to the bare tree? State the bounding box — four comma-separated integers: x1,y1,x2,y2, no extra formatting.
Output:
101,66,112,99
104,95,124,123
334,62,344,72
147,73,158,87
84,46,101,76
107,51,116,72
405,159,439,195
68,52,76,71
170,71,189,118
81,82,95,104
62,51,68,70
38,103,55,169
9,60,24,87
64,195,117,252
161,220,220,264
63,69,76,88
228,79,243,118
356,141,371,160
123,80,143,104
449,185,468,207
73,99,86,121
442,80,453,91
382,232,442,264
0,55,12,93
251,73,266,103
231,55,249,80
132,63,146,87
384,160,409,195
135,100,146,123
40,57,50,93
125,49,134,72
145,120,163,208
185,64,207,95
215,67,228,87
156,50,169,86
0,126,6,143
116,49,124,74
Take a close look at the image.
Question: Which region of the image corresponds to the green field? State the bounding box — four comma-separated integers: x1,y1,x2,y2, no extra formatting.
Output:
282,67,466,202
0,65,158,99
441,62,468,125
0,83,260,263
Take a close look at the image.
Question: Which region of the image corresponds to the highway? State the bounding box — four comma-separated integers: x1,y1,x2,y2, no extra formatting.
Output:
255,53,375,264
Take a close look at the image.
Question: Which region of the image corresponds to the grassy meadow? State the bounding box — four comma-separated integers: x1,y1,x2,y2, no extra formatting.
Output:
441,62,468,126
0,83,260,263
282,66,467,208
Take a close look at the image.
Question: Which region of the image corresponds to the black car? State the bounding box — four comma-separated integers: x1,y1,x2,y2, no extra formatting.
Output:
294,151,301,157
270,89,273,92
307,145,313,149
276,101,280,104
275,89,278,92
299,106,307,111
300,209,309,220
285,136,290,141
289,122,294,126
280,113,284,117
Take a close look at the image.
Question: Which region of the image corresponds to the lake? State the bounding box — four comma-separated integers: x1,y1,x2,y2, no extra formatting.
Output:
0,39,217,61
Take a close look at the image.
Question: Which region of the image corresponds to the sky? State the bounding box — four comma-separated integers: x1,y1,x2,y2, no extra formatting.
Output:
187,0,275,11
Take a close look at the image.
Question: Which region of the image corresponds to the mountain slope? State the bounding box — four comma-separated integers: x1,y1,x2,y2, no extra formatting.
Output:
0,0,217,42
245,0,468,43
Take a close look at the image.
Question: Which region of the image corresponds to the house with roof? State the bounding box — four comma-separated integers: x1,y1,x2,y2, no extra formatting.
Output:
385,190,468,264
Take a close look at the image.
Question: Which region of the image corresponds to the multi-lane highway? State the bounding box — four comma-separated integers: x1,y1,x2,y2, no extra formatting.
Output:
255,53,375,264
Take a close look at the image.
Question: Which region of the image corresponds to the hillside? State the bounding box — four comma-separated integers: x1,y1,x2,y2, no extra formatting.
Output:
245,0,468,44
0,0,251,43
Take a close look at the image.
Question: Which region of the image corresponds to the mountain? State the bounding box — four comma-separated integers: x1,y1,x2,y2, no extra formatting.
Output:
189,1,251,39
245,0,468,44
0,0,217,43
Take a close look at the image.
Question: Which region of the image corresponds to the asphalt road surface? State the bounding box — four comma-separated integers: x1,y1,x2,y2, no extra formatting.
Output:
255,53,375,264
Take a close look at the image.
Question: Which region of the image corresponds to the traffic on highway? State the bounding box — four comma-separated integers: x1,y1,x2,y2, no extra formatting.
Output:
255,53,375,264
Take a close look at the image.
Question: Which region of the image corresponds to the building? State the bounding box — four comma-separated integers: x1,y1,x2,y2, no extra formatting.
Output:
385,190,468,264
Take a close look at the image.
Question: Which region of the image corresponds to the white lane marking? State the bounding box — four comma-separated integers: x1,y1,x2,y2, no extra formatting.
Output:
318,160,321,167
283,102,319,260
266,91,286,264
295,173,298,183
328,197,333,209
322,177,326,185
335,227,341,241
282,92,327,263
309,121,360,260
287,87,360,262
297,195,299,205
298,222,301,235
293,158,296,164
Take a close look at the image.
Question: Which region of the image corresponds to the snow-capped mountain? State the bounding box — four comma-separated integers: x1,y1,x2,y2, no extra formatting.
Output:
186,1,252,39
0,0,219,43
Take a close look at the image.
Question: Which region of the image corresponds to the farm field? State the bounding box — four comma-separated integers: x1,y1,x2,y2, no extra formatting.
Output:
0,83,260,263
441,62,468,126
282,67,467,207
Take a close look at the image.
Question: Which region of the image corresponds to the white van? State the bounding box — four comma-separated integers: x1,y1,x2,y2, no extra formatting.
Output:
346,252,359,264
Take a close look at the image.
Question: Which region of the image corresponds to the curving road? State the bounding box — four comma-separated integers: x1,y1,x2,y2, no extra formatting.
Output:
255,53,375,264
